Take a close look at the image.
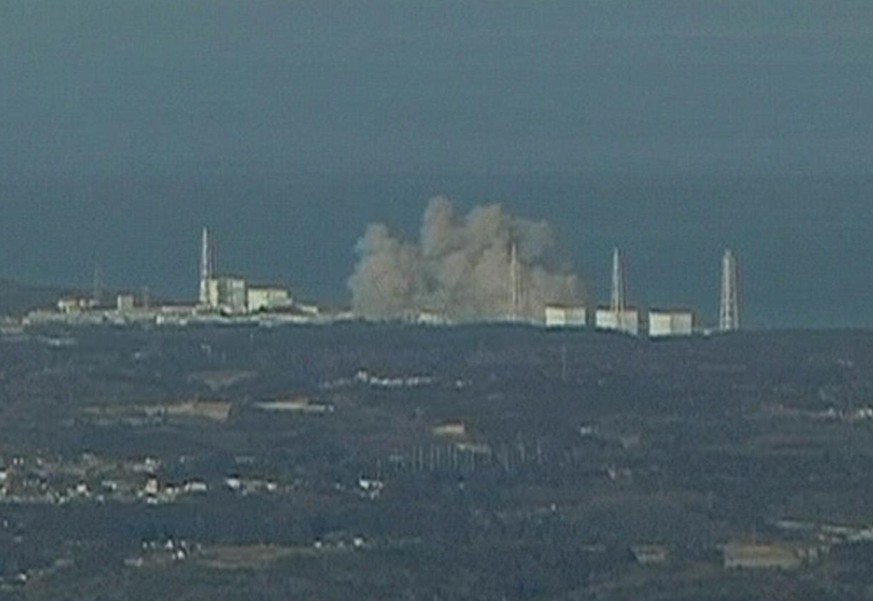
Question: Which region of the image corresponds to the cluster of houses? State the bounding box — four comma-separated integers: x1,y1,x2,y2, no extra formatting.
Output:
0,453,284,506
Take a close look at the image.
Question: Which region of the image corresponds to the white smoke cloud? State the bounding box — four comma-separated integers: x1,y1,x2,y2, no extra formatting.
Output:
348,196,585,322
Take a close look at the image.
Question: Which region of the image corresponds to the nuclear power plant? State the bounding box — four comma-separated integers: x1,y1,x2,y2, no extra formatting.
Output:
21,215,742,335
24,227,331,327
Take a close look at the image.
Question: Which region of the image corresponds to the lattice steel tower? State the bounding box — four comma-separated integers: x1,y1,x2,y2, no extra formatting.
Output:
199,227,213,306
610,247,627,318
508,241,523,320
719,249,740,331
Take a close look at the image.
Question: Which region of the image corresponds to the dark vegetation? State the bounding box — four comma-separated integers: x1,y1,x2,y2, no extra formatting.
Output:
2,324,873,599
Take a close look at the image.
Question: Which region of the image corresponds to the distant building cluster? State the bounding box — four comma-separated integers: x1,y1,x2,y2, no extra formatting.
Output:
24,227,350,327
543,247,741,338
198,228,293,315
18,226,741,335
402,245,741,337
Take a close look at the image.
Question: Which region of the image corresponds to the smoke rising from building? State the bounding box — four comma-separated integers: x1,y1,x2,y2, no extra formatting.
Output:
348,196,584,322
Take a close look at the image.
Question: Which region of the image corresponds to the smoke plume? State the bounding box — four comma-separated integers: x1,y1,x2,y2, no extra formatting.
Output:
348,196,584,322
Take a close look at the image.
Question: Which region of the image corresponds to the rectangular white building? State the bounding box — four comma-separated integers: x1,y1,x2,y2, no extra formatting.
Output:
206,277,247,313
247,287,292,313
116,294,136,313
595,308,640,336
544,305,587,328
648,310,694,338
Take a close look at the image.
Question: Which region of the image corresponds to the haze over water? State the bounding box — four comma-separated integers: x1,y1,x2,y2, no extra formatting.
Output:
2,3,872,328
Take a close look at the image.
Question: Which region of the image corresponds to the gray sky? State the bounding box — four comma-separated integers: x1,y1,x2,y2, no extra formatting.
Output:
2,2,873,326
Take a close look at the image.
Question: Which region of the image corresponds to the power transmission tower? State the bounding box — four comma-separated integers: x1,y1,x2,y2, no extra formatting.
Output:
610,247,626,316
199,227,214,307
610,247,631,332
719,249,740,331
508,241,523,320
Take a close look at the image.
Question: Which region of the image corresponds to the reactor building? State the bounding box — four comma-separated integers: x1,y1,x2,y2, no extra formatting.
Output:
594,247,640,335
198,227,293,315
541,246,747,338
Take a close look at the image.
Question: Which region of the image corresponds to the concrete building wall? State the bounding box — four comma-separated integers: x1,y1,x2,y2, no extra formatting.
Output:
649,311,694,337
545,306,587,328
595,309,639,336
672,312,694,335
206,278,220,309
206,277,247,313
221,278,247,313
116,294,136,313
247,287,292,312
57,298,91,313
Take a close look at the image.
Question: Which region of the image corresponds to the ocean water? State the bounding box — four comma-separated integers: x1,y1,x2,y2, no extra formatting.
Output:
2,170,871,329
2,4,872,328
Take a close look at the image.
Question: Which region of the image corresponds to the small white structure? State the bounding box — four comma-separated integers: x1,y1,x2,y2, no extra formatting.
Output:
358,477,384,493
648,310,694,338
544,305,587,328
432,421,467,437
723,542,823,570
116,294,136,313
143,476,159,496
57,298,94,313
183,480,208,494
595,308,640,336
247,287,292,313
415,310,450,325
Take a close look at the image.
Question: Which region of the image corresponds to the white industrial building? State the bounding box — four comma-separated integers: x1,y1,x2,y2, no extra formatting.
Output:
116,294,136,313
206,277,248,314
595,308,640,336
198,229,295,316
648,310,694,338
247,287,293,313
204,278,297,315
57,297,95,313
544,305,587,328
